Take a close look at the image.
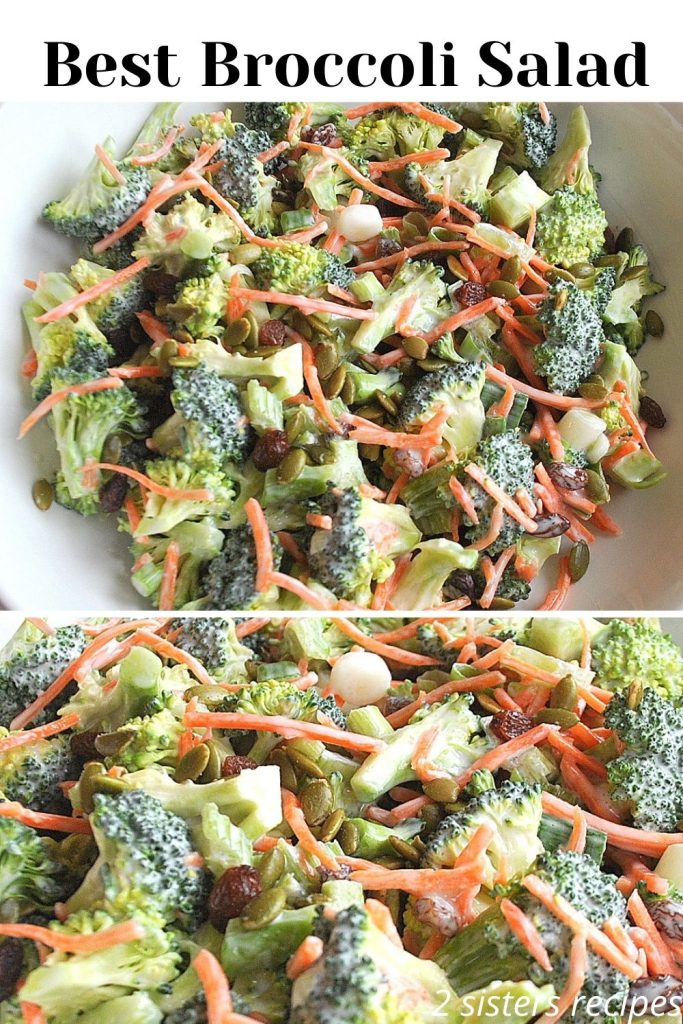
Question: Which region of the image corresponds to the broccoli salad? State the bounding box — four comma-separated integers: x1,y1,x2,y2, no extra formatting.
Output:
20,102,667,611
2,614,683,1023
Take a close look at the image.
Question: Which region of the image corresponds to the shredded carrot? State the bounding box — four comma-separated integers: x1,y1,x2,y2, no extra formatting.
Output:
537,932,587,1024
559,756,620,822
0,713,80,754
298,142,421,208
21,348,39,379
276,532,307,565
0,801,92,834
94,143,126,185
269,571,332,610
411,726,449,783
343,102,461,134
158,540,180,611
423,188,481,225
341,407,447,450
18,377,124,439
20,1004,46,1024
536,406,565,463
500,898,552,971
36,258,150,324
292,332,344,435
108,365,165,379
628,890,681,977
244,497,274,592
485,365,605,411
183,708,385,754
542,791,683,857
465,463,538,533
0,920,144,954
286,936,324,980
282,789,340,871
546,731,607,779
349,862,483,898
565,806,588,854
26,618,55,636
129,630,215,687
234,618,270,639
352,239,467,274
523,874,641,980
386,671,506,728
419,930,446,959
136,310,174,346
257,140,290,165
80,462,212,502
370,148,450,173
447,475,479,525
193,949,233,1024
333,619,439,667
231,282,374,321
390,794,434,823
365,898,404,948
456,723,556,788
525,207,537,248
480,546,517,609
421,296,504,346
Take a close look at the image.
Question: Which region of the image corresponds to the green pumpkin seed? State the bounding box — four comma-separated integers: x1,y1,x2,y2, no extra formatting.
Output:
286,409,308,444
622,264,649,282
240,887,287,929
388,835,421,864
168,356,200,369
489,597,516,610
568,262,596,280
269,748,298,792
403,336,429,361
585,471,609,505
230,243,262,266
417,358,448,372
500,256,522,283
446,255,468,281
175,743,211,783
78,762,106,813
355,404,384,422
287,747,325,780
358,443,381,461
568,541,590,583
423,778,461,804
418,803,443,834
90,775,128,800
547,267,575,282
534,708,579,728
95,730,137,757
488,280,520,300
156,340,177,373
594,255,624,269
645,309,664,337
340,377,356,404
338,820,360,855
320,809,346,843
383,889,402,927
376,856,403,870
375,391,398,417
417,670,452,688
578,376,608,401
626,679,644,710
277,448,307,484
615,227,634,252
300,779,333,826
257,846,286,889
477,694,503,714
316,342,340,380
198,741,222,784
308,315,334,338
290,311,312,339
223,317,251,348
186,684,233,707
102,434,122,465
403,212,429,236
588,736,618,763
59,833,97,868
550,675,578,711
323,365,347,400
32,479,54,511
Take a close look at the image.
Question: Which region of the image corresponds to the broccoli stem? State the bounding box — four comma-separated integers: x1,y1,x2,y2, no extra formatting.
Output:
435,906,529,994
537,813,606,865
117,648,163,715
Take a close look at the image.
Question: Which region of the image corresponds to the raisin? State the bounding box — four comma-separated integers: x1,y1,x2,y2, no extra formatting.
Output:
376,237,403,260
222,755,259,779
376,197,408,219
144,271,179,297
252,429,290,471
385,695,413,717
603,226,617,255
639,395,667,429
530,513,571,539
258,319,287,347
319,864,352,883
301,123,339,147
546,464,589,491
459,281,488,307
70,731,101,762
208,865,261,931
490,709,534,741
0,938,24,1002
650,900,683,940
98,474,129,514
444,569,477,603
625,977,683,1014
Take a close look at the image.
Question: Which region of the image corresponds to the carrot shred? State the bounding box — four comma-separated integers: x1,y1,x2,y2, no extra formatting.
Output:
0,713,80,754
81,462,213,502
0,920,144,954
537,932,587,1024
343,102,461,134
385,671,506,728
269,571,332,610
542,791,683,857
193,949,233,1024
158,540,180,611
183,709,385,754
332,619,440,667
479,545,517,609
628,890,681,977
565,806,588,854
108,365,165,379
35,258,150,324
136,310,174,346
298,142,421,208
231,282,375,321
20,1004,46,1024
286,936,324,980
370,148,450,173
500,898,552,971
485,365,606,411
245,497,274,592
365,898,404,948
422,296,504,346
282,789,340,871
351,239,467,274
456,723,556,788
545,731,607,779
130,630,215,687
389,794,434,823
94,143,126,185
0,802,93,834
292,332,344,435
465,463,538,533
18,377,124,439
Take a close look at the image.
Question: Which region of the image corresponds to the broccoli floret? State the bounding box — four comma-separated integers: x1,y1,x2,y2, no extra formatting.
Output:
403,138,502,216
252,242,354,295
0,622,87,727
461,431,535,554
220,678,346,731
0,818,81,922
69,258,146,337
51,374,147,516
133,195,240,276
23,272,115,401
166,272,227,339
534,282,605,394
244,102,345,142
339,115,397,163
188,338,304,401
199,524,283,610
603,245,665,354
482,102,557,169
153,366,253,466
604,687,683,832
126,103,181,164
391,540,480,611
171,618,252,685
369,106,451,156
66,789,211,929
535,187,608,270
351,693,488,803
213,125,278,235
0,734,79,815
399,361,486,454
586,265,617,316
98,708,185,772
307,487,420,605
352,260,448,354
232,970,291,1024
130,520,224,609
291,902,459,1024
42,137,151,243
436,849,628,1024
20,907,180,1019
60,645,165,733
133,453,236,538
537,106,595,195
591,619,683,699
423,781,543,886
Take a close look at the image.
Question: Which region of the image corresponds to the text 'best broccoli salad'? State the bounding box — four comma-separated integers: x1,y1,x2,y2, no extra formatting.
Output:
2,615,683,1023
21,102,667,611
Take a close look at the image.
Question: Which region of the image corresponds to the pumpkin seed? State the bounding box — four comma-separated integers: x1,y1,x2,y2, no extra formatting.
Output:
615,227,634,252
320,809,346,843
622,265,649,282
417,358,448,371
230,243,262,266
291,312,312,339
645,309,664,337
240,887,287,929
323,365,347,400
476,694,503,714
268,748,298,792
94,730,136,757
341,377,356,404
309,315,334,338
59,833,97,868
286,408,308,444
156,340,178,373
277,448,307,484
287,747,325,780
355,404,384,422
446,255,468,281
223,317,251,348
168,356,200,369
568,262,596,280
374,391,397,417
403,336,429,360
578,376,608,401
488,280,520,300
423,778,460,804
554,289,568,312
588,736,618,763
534,708,579,728
90,775,128,801
585,471,609,505
489,597,516,610
102,434,122,465
175,743,211,783
403,212,429,235
358,443,381,461
32,479,54,511
257,846,286,890
388,835,421,864
316,342,340,380
626,679,644,710
568,541,590,583
198,741,222,784
547,267,575,282
550,675,578,711
501,256,522,283
186,684,232,706
376,857,403,870
338,820,360,855
77,763,106,814
300,779,333,826
418,803,443,834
